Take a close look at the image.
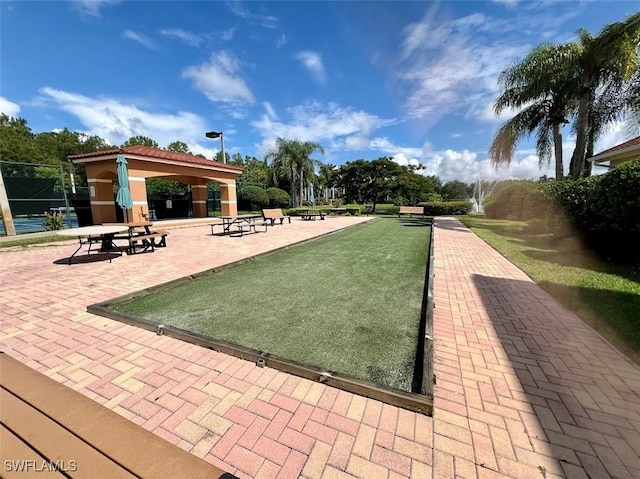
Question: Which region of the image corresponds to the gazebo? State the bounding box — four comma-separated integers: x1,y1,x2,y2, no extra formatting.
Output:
68,145,243,224
589,136,640,168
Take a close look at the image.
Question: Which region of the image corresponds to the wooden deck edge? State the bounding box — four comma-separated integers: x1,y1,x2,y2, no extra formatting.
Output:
0,353,237,479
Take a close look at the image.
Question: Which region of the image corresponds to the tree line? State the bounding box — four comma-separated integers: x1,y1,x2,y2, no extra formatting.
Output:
0,115,476,207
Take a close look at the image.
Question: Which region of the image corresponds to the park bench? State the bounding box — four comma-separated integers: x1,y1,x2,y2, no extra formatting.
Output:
398,206,425,218
299,210,326,221
262,208,291,226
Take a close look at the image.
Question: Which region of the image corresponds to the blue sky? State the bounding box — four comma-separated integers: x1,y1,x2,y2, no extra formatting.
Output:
1,0,637,183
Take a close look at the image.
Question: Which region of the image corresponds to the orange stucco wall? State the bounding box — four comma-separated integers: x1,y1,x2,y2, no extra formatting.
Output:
82,157,240,224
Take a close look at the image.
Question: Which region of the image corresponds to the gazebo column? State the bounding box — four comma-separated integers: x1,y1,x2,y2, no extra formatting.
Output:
128,176,149,222
191,183,208,218
87,178,116,224
220,182,237,216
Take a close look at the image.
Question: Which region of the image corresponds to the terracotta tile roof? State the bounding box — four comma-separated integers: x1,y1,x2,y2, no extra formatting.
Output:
68,145,243,172
592,136,640,158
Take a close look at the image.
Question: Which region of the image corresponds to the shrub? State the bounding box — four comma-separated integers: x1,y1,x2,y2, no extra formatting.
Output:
239,186,269,210
375,204,400,215
554,159,640,264
483,181,553,221
266,187,290,208
43,211,64,231
420,201,472,216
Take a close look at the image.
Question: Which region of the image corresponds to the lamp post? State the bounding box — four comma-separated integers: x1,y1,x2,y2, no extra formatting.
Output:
205,131,226,164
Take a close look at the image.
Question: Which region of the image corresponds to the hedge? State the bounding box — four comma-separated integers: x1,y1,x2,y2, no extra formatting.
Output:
266,187,291,208
239,186,269,210
419,201,472,216
482,159,640,264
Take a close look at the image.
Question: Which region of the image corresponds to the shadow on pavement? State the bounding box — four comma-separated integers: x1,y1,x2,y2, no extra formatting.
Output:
471,273,640,478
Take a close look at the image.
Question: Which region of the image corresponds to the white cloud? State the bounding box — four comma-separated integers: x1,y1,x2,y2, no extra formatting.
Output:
39,87,209,149
0,96,20,117
276,34,287,49
295,51,326,86
222,27,235,41
251,101,396,157
122,30,157,50
472,99,528,123
182,51,255,109
396,11,533,128
74,0,120,16
263,101,278,120
226,0,278,28
414,148,554,183
187,143,217,159
160,28,205,47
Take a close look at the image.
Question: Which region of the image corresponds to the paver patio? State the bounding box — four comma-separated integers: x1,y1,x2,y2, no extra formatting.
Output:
1,216,639,478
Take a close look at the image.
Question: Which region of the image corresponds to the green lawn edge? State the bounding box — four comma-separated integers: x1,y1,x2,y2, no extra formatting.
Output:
458,216,640,364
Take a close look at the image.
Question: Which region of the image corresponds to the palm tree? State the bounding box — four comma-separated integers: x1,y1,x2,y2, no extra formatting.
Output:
319,163,336,201
582,66,640,176
489,44,577,179
567,13,640,179
265,138,324,207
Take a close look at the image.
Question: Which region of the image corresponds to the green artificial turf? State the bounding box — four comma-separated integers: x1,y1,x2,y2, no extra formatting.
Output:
114,217,431,392
458,216,640,363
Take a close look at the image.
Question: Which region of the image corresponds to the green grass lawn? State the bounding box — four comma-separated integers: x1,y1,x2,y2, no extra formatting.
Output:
113,217,432,392
0,235,69,248
458,216,640,363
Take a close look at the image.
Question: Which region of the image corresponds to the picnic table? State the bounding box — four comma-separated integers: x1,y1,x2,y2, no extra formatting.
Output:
211,214,265,236
57,225,129,264
299,210,326,221
103,222,168,253
330,208,347,216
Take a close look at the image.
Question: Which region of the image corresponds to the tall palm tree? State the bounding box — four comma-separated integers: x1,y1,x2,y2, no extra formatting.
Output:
319,163,336,201
265,138,324,207
567,13,640,179
294,141,324,207
489,43,577,179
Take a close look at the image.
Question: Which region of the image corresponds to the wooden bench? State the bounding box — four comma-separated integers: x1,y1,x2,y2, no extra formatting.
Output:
262,208,291,226
299,210,326,221
0,352,237,479
398,206,425,218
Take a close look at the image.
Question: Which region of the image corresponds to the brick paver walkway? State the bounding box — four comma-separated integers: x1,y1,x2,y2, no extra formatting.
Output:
1,216,639,478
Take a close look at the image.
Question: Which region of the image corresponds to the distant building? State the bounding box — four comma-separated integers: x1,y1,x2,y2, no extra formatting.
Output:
589,136,640,168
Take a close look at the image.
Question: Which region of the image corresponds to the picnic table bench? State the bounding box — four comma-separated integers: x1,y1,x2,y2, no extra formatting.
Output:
262,208,291,226
299,210,326,221
210,215,265,236
103,222,168,254
398,206,425,218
